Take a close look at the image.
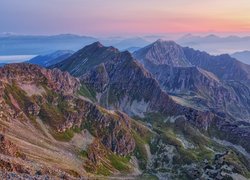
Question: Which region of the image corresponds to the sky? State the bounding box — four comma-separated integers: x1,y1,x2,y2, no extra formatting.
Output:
1,0,250,36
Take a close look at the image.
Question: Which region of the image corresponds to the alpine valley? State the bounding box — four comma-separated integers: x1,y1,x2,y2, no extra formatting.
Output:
1,40,250,180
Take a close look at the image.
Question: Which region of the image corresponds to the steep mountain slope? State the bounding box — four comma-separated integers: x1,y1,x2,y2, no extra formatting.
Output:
53,42,211,121
51,42,122,77
183,47,250,83
53,42,177,116
1,62,250,178
52,42,250,159
0,63,141,178
26,50,74,67
134,39,191,67
134,39,250,83
133,40,250,121
231,50,250,65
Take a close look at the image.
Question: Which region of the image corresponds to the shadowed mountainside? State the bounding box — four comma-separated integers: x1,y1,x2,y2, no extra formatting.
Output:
1,41,250,179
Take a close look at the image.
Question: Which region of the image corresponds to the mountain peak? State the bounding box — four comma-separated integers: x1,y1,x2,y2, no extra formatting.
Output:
155,38,165,43
155,39,176,45
133,40,191,67
52,42,126,76
82,41,120,53
26,50,74,67
205,34,219,38
87,41,104,48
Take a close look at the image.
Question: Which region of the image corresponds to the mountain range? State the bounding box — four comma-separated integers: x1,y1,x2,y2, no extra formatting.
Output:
26,50,74,67
231,51,250,65
2,33,250,63
0,40,250,179
177,34,250,55
0,34,151,57
134,40,250,121
0,34,96,56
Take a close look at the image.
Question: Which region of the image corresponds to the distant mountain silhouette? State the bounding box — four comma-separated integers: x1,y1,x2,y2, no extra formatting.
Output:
177,34,250,54
26,50,74,67
231,50,250,65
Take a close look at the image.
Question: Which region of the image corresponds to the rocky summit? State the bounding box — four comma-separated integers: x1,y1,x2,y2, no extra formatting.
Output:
133,39,191,67
134,40,250,122
1,41,250,179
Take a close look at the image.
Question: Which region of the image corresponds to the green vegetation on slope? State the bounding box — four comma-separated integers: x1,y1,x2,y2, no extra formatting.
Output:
132,130,148,170
78,84,96,102
108,154,130,171
96,164,111,176
4,83,34,114
131,119,154,170
51,128,75,141
134,113,216,165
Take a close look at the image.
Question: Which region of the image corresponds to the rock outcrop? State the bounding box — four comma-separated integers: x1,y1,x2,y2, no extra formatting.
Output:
133,39,191,67
133,40,250,121
1,41,249,179
0,63,137,178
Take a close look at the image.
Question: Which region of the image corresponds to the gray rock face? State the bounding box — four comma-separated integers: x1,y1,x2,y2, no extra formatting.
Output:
27,103,40,116
51,42,121,77
50,42,250,179
209,118,250,153
134,39,191,67
52,42,250,148
74,43,216,126
183,47,250,83
80,48,180,116
231,50,250,65
0,63,138,177
133,40,250,121
0,63,80,95
1,43,250,179
53,43,231,140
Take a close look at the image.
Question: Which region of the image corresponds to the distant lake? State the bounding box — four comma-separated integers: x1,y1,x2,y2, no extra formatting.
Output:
0,55,37,63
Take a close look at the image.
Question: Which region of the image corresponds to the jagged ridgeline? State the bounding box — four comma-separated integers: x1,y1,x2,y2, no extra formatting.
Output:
0,40,250,179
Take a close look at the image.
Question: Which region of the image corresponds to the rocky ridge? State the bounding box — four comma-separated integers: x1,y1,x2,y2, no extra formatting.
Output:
1,42,250,179
0,63,139,178
133,40,250,121
51,42,250,177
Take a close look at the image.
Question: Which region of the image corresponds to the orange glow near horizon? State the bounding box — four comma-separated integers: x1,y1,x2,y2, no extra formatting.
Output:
1,0,250,35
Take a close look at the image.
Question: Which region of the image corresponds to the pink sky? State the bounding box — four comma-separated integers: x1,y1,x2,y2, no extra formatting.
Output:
1,0,250,35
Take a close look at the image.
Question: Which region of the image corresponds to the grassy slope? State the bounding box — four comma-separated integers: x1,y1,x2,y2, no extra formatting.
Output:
1,82,135,177
2,81,250,178
133,112,250,178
